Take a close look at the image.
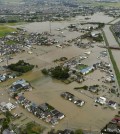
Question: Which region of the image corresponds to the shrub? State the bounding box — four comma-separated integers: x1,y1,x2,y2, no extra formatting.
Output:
41,68,48,75
8,60,34,73
51,66,69,80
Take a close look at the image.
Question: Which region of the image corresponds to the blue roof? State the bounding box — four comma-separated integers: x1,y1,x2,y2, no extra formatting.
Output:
80,66,93,73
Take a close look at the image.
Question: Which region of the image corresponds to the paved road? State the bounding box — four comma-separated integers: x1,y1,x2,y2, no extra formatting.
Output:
103,25,120,72
109,17,120,25
103,17,120,93
103,25,120,92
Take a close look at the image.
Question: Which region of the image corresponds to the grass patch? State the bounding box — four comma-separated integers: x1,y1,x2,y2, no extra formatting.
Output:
0,25,16,37
108,50,120,86
1,0,22,4
6,40,18,45
91,1,120,8
22,122,44,134
76,64,88,70
77,0,120,7
6,22,29,26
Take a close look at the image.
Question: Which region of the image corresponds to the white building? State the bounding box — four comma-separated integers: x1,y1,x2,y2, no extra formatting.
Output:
95,97,106,105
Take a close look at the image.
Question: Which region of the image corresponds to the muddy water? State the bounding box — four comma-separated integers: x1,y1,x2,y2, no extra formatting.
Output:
74,12,114,23
23,70,118,131
2,12,117,131
13,13,114,34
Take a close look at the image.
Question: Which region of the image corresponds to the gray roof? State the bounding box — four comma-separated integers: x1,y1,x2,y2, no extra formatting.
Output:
2,129,15,134
80,66,93,74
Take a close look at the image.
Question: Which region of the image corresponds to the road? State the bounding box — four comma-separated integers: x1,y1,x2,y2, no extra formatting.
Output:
103,19,120,93
103,25,120,72
109,17,120,25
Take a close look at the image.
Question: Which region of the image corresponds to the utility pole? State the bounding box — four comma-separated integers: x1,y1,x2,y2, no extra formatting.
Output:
5,49,10,73
60,31,64,45
80,36,82,44
66,118,68,129
6,55,9,66
0,45,1,56
6,50,9,67
90,125,91,134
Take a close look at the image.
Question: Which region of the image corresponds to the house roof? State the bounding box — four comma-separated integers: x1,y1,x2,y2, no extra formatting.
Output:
13,84,23,89
18,96,25,101
12,79,26,86
80,66,93,74
0,102,6,107
2,129,15,134
21,82,29,87
63,129,74,134
38,103,48,112
108,100,116,105
107,123,118,130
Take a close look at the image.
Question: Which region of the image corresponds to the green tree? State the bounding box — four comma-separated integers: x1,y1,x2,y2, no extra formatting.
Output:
51,66,69,80
2,111,11,130
42,68,48,75
8,60,34,73
2,119,9,130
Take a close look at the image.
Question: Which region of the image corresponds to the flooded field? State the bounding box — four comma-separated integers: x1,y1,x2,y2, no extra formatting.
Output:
0,40,118,132
74,12,114,23
22,69,118,131
14,12,114,34
0,12,119,132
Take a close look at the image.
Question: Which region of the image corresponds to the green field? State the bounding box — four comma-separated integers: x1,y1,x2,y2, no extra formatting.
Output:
22,122,44,134
92,2,120,7
0,0,22,3
77,0,120,7
76,64,88,70
0,25,16,37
